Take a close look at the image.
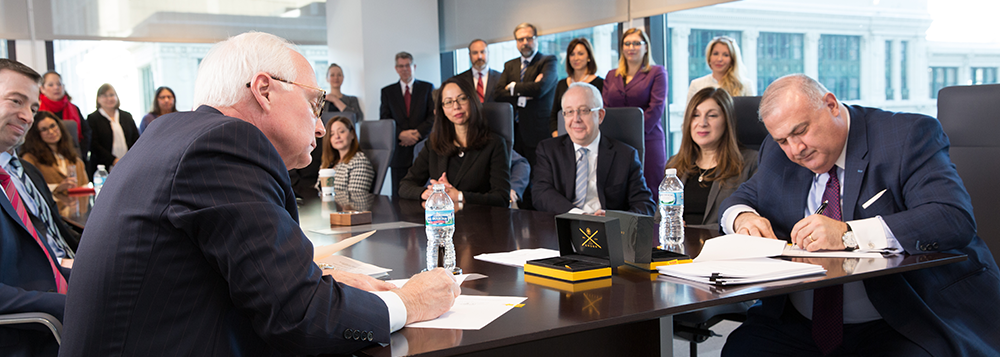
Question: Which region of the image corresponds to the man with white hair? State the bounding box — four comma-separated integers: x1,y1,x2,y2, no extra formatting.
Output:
60,32,458,356
719,74,1000,356
531,82,654,215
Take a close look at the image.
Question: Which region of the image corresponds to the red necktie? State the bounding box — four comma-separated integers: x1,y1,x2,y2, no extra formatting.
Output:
812,166,843,355
0,166,68,294
476,72,485,103
404,84,411,117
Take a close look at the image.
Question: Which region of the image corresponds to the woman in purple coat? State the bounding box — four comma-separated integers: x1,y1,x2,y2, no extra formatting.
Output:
603,27,668,193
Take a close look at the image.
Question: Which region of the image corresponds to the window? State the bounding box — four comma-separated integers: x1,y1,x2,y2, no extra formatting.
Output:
1,40,7,59
818,35,861,100
972,67,997,85
930,67,957,99
885,41,893,100
140,65,154,113
688,29,741,84
757,32,804,94
452,23,619,83
900,41,909,100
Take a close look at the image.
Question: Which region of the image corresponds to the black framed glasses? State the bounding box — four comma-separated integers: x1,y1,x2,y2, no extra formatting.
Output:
623,41,646,48
246,75,326,118
442,95,470,109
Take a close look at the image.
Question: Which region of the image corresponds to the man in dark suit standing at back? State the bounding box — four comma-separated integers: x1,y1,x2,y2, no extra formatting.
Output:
0,58,70,357
452,39,501,104
380,52,434,197
495,22,558,166
531,82,654,216
59,32,458,356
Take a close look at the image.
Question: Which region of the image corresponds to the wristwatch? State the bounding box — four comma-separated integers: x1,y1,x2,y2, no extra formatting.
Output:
457,191,465,203
841,225,858,249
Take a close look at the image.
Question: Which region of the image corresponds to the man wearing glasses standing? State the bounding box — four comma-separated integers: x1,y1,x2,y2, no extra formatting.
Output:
380,51,435,198
531,82,654,216
495,22,558,168
60,32,459,356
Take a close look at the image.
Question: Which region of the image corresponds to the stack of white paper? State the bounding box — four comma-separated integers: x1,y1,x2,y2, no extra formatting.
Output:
658,234,826,285
473,248,561,267
316,255,392,278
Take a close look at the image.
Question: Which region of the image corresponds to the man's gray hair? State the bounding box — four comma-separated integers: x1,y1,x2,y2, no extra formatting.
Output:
565,82,603,109
758,73,831,122
193,32,298,108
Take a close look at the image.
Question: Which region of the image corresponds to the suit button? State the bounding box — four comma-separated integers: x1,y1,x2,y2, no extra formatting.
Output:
931,242,939,250
367,331,375,341
353,330,361,340
343,329,353,339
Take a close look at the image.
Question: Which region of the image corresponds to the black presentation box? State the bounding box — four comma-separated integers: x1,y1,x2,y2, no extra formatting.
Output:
524,214,622,282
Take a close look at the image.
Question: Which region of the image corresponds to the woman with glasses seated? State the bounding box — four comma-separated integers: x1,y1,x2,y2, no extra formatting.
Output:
602,27,668,194
666,87,757,228
399,77,511,207
686,36,754,103
87,83,139,175
20,111,91,211
317,116,374,193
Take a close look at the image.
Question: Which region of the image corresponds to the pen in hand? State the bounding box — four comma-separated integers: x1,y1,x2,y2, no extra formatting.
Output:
814,200,829,215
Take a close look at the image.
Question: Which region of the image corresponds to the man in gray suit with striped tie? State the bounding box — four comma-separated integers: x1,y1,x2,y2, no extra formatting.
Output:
530,82,654,216
60,32,459,356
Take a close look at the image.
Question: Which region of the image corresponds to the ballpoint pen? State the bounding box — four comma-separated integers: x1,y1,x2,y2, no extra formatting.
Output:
814,200,829,215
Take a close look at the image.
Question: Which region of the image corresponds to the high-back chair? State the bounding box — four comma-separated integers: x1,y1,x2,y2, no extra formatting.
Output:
558,107,645,167
481,102,514,167
358,120,396,195
937,83,1000,265
731,96,768,151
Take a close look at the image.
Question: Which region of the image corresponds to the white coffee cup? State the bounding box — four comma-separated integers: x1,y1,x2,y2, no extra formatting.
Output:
318,169,337,195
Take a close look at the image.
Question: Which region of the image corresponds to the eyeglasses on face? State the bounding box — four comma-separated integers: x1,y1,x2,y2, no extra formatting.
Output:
246,75,326,118
623,41,646,48
442,95,470,109
39,123,61,133
561,107,602,118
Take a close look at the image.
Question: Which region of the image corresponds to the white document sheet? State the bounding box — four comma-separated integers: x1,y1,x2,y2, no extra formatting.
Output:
315,255,391,278
693,234,787,262
473,248,561,267
385,273,487,288
657,258,826,285
406,296,527,330
312,230,376,261
781,245,886,259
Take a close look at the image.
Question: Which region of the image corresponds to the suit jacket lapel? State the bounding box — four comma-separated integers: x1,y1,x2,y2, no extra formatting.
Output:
703,180,722,224
560,137,576,197
0,188,33,237
486,70,500,100
596,136,615,206
390,83,405,119
842,105,869,221
451,146,481,185
408,82,421,120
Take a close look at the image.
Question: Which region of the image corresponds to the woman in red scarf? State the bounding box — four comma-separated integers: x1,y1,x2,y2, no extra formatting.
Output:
38,71,91,174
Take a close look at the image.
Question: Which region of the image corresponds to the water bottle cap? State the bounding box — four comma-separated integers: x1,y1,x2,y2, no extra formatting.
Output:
97,165,106,170
433,183,446,191
665,168,677,176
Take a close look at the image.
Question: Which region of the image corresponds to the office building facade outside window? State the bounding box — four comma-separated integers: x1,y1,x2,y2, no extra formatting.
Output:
971,67,997,85
900,41,909,100
757,32,804,94
818,34,861,101
930,66,958,99
885,41,894,100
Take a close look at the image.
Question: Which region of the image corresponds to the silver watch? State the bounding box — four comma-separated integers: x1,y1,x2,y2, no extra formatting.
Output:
842,229,858,249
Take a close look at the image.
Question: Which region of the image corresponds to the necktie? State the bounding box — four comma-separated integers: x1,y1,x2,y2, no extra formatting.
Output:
812,165,843,355
403,84,411,117
7,157,72,259
573,148,589,209
0,166,68,294
520,59,529,82
476,72,485,103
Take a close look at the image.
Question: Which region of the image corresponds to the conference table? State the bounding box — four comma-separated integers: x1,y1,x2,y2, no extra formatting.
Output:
298,192,966,357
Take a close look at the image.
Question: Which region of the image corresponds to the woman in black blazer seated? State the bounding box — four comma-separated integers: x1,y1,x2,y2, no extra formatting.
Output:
665,87,757,228
87,83,139,175
399,78,511,207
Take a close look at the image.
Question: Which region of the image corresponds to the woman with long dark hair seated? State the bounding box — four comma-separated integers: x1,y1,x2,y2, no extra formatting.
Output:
20,111,91,211
139,86,177,134
399,78,511,207
665,87,757,228
318,116,375,193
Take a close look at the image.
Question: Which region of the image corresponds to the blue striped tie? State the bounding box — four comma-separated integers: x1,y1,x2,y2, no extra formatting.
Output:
520,58,529,81
573,148,589,209
8,156,72,258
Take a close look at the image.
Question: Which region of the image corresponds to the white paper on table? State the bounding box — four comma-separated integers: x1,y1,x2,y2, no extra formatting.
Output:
312,230,376,261
693,234,787,262
657,258,825,285
315,255,391,278
473,248,561,267
406,296,527,330
781,245,885,259
386,273,487,288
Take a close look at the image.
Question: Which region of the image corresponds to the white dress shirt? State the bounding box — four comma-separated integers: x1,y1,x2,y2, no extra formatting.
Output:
99,108,128,159
399,77,416,97
0,152,66,259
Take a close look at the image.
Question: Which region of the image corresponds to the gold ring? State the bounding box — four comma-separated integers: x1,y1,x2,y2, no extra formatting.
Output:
808,235,815,242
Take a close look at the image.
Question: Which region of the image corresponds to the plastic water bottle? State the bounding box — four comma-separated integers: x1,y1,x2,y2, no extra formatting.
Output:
425,184,461,274
93,165,109,195
659,168,684,248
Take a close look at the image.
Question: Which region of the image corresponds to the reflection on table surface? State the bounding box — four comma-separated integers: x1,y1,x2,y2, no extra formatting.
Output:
297,194,966,357
56,192,93,229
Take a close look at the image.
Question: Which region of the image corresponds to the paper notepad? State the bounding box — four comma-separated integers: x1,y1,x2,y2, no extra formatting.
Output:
657,234,826,285
474,248,561,267
315,255,391,278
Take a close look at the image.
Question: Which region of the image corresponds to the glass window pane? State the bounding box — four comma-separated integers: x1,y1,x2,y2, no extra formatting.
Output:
757,32,804,93
818,34,861,100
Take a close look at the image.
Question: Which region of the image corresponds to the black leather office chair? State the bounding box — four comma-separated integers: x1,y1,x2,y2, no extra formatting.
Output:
557,107,645,167
731,96,768,151
481,102,514,167
358,120,396,195
0,312,63,345
937,84,1000,266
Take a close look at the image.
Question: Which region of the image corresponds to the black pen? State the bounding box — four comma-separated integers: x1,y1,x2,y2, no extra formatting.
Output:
814,200,828,215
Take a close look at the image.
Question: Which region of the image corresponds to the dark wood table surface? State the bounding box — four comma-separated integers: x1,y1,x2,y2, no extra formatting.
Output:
55,192,93,230
298,192,966,357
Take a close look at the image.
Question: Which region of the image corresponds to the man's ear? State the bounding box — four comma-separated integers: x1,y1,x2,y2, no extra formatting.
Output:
597,108,606,125
248,72,274,113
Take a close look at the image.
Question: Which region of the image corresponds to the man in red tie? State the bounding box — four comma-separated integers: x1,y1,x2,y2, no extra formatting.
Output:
0,58,70,356
451,39,501,104
379,51,434,197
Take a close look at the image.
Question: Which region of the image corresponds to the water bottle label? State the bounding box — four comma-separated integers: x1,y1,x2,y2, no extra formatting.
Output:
425,210,454,227
659,192,681,206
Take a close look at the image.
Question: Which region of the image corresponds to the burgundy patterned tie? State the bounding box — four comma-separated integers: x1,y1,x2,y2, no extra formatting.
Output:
0,166,68,294
813,165,843,355
404,84,411,117
476,72,485,103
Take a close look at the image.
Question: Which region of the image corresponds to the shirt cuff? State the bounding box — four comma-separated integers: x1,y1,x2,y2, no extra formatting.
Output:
508,82,516,96
721,204,758,234
847,216,901,251
567,208,585,215
371,290,407,332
